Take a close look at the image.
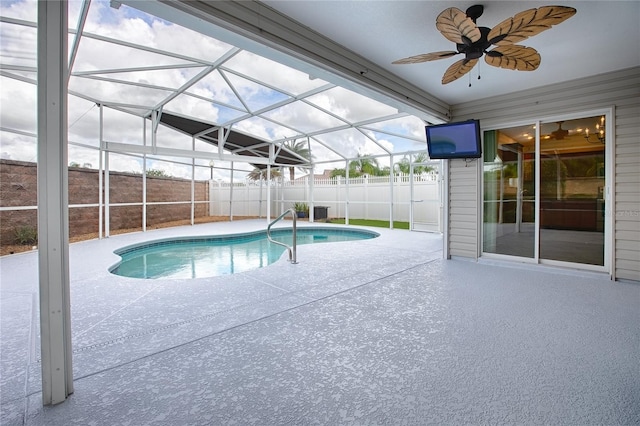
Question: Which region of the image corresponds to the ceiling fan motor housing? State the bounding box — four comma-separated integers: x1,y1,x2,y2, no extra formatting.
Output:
466,4,484,22
458,27,492,59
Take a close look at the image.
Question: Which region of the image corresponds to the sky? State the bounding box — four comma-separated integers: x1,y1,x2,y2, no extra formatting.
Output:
0,0,429,181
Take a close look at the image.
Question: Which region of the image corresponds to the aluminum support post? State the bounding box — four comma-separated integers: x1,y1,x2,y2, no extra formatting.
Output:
37,0,73,405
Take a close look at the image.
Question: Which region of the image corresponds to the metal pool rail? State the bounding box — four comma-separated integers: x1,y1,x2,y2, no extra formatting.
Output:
267,208,297,264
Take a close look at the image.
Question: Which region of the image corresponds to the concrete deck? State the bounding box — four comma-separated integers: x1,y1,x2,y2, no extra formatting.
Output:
1,220,638,425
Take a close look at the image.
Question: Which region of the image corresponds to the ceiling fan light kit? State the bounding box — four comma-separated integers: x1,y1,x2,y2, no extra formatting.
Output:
393,4,576,84
584,116,606,144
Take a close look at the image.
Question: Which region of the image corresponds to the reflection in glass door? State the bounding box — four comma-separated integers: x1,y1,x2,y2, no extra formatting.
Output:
482,116,606,267
538,117,605,266
483,125,536,258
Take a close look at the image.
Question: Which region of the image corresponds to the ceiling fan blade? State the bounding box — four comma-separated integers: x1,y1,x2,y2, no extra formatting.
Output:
487,6,576,46
442,58,478,84
436,7,481,45
485,45,541,71
392,51,459,64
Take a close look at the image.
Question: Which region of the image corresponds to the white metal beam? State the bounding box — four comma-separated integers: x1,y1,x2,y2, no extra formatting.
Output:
229,162,235,220
142,115,148,232
99,105,104,239
152,47,242,111
191,137,196,225
105,141,287,166
71,63,200,76
128,0,449,123
68,0,91,74
105,151,110,237
218,127,229,155
267,143,274,221
37,0,74,406
75,28,217,66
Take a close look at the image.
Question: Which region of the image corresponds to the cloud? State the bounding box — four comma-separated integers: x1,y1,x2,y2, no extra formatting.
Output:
1,0,426,182
0,0,35,21
306,86,397,124
0,131,37,162
262,100,346,135
0,77,36,133
223,51,328,96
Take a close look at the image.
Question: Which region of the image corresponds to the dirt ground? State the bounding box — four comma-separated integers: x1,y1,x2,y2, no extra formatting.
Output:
0,216,260,257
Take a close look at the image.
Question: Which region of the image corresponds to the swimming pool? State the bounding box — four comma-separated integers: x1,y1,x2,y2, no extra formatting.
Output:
110,227,379,279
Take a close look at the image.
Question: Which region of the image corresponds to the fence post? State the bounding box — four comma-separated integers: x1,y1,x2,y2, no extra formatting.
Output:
364,174,369,220
389,156,394,229
229,162,234,221
337,175,341,219
345,160,350,225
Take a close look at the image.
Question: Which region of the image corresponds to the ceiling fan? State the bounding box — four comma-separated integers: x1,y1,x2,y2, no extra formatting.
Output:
547,121,569,140
392,4,576,84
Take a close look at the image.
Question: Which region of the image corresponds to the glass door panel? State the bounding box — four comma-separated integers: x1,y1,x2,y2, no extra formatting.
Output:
538,116,605,265
483,124,536,258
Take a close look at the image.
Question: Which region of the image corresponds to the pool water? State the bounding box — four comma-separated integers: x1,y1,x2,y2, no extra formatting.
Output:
110,227,378,279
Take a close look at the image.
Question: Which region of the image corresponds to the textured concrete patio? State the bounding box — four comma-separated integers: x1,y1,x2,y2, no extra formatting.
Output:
1,220,638,425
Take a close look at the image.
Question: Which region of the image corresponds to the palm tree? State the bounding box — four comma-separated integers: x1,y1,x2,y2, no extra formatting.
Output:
247,167,281,182
396,156,411,174
330,154,384,178
396,153,434,174
282,139,312,182
246,167,281,219
349,154,380,176
329,168,346,178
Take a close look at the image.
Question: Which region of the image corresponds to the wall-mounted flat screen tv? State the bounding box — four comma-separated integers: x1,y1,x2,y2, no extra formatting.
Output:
426,119,482,159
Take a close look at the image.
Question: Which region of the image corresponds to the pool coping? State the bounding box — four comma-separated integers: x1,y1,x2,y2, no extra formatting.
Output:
112,226,380,255
109,226,381,278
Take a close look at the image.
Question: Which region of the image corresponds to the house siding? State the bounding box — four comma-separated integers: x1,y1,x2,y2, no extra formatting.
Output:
447,159,479,258
448,67,640,281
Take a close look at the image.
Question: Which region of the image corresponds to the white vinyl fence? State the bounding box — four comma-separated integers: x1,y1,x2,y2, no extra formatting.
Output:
210,172,442,231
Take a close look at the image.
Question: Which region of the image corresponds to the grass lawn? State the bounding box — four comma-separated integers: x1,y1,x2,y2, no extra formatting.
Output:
327,218,410,230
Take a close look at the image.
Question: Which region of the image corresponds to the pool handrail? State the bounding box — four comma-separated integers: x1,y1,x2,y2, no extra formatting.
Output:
267,208,297,264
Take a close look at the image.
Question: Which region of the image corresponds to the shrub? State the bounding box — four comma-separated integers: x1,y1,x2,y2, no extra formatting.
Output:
14,226,38,245
293,202,308,213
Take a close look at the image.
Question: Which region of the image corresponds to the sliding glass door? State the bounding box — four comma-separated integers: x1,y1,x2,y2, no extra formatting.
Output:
482,114,608,269
483,125,536,258
538,118,605,265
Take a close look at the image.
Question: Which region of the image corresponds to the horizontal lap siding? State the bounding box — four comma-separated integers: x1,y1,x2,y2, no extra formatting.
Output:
448,159,478,258
449,67,639,281
453,68,639,125
614,95,640,281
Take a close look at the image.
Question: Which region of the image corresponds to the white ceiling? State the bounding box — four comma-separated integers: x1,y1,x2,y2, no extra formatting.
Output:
262,1,640,105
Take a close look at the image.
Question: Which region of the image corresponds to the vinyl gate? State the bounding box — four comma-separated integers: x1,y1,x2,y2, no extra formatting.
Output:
410,161,442,233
